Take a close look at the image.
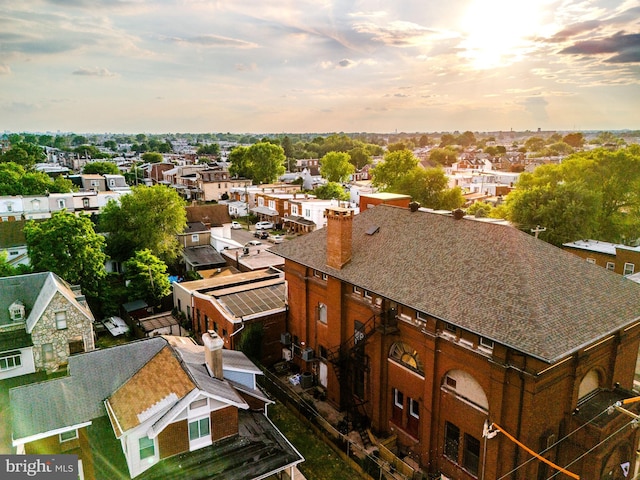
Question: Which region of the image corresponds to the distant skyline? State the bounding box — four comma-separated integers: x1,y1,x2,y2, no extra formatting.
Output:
1,0,639,134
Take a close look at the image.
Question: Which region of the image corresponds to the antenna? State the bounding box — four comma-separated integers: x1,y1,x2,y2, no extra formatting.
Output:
531,225,546,238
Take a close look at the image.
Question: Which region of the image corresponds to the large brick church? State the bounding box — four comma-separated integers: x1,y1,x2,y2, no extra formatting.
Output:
272,204,640,480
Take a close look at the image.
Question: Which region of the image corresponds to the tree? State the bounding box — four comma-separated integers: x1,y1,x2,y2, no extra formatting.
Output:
391,167,464,210
103,139,118,151
320,152,354,183
83,161,120,175
72,135,88,146
467,201,494,218
99,185,187,263
73,145,109,159
313,182,349,201
245,142,286,184
429,147,458,166
0,142,46,169
228,146,251,178
504,146,640,245
562,132,584,148
0,162,73,195
196,143,220,156
524,136,545,152
371,150,419,190
123,249,171,307
24,211,107,298
348,146,371,170
141,152,163,163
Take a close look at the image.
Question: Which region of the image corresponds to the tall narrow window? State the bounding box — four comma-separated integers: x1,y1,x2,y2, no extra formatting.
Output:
463,433,480,475
392,388,404,425
318,303,327,324
444,422,460,463
42,343,54,362
407,397,420,437
55,311,67,330
139,436,155,460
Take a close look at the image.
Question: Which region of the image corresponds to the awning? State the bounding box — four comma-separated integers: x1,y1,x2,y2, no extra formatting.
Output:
251,206,279,216
283,215,316,226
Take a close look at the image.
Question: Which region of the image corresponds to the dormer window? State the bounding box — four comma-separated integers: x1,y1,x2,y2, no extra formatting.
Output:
9,301,25,322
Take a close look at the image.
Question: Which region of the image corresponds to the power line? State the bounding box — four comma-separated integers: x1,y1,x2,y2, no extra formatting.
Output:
496,407,610,480
545,418,636,480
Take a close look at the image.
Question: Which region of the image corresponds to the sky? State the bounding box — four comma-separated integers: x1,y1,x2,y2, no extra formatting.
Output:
1,0,639,134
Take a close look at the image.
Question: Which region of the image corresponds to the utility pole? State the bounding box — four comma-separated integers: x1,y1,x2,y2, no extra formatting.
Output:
531,225,546,239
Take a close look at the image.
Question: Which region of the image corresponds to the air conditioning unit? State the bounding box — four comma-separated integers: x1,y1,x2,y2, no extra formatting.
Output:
280,332,291,345
282,348,292,361
301,347,314,361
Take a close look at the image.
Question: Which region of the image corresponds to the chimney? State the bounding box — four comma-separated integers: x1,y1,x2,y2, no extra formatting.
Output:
202,331,224,380
326,207,353,270
409,201,420,212
452,208,465,220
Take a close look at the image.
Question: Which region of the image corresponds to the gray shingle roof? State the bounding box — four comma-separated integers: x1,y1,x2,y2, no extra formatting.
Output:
10,337,166,441
270,205,640,363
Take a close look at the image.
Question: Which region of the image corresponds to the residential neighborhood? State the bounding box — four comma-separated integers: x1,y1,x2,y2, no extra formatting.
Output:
1,130,640,480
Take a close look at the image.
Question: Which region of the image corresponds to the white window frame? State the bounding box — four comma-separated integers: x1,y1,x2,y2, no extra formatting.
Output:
0,352,22,371
138,436,155,460
59,430,78,442
191,234,199,243
318,303,327,324
58,199,66,209
364,290,372,300
624,263,635,275
55,311,67,330
353,286,361,295
479,337,494,350
188,416,211,449
394,388,404,409
409,397,420,419
586,257,596,264
606,262,615,271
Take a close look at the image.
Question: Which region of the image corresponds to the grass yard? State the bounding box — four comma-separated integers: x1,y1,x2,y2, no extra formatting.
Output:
268,402,363,480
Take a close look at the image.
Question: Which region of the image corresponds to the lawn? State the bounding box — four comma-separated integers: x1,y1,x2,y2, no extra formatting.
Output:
268,402,364,480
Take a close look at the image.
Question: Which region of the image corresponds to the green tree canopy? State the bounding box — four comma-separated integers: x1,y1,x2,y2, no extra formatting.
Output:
196,143,220,156
319,152,355,183
73,145,110,159
371,150,419,190
505,146,640,245
228,146,251,178
123,249,171,306
244,142,286,184
0,142,46,169
562,132,585,148
24,211,107,298
429,147,458,166
391,167,465,210
99,185,187,263
83,161,120,175
0,162,73,195
141,152,164,163
313,182,349,201
348,146,371,170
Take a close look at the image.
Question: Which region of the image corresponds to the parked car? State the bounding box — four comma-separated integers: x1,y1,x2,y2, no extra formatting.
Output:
271,234,284,244
246,240,262,246
254,231,269,239
255,221,274,230
231,221,242,229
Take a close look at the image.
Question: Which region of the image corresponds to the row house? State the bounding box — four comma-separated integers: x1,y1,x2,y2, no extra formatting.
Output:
270,204,640,479
284,196,353,234
174,267,287,365
563,239,640,277
197,167,252,202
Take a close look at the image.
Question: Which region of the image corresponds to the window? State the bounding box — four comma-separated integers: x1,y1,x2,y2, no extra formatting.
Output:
463,433,480,475
416,311,428,323
445,323,457,333
0,351,21,371
407,397,420,438
55,311,67,330
624,263,635,275
479,337,494,350
444,422,460,462
409,398,420,418
364,290,372,300
318,303,327,324
394,388,404,408
6,203,12,212
586,257,596,264
389,342,424,374
69,339,84,355
190,398,208,410
139,436,155,460
59,430,78,442
109,179,116,187
189,417,210,441
58,199,66,209
192,234,199,242
213,321,218,333
445,376,457,389
392,388,404,424
83,198,90,208
606,262,615,271
42,343,54,362
353,286,361,295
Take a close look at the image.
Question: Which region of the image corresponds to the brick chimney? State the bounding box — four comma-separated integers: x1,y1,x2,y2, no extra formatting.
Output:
326,207,353,270
202,331,224,380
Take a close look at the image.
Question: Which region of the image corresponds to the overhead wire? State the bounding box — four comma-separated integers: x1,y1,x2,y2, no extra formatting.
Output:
496,406,611,480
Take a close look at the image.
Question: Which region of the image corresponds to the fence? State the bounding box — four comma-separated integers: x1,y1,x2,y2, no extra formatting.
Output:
258,368,421,480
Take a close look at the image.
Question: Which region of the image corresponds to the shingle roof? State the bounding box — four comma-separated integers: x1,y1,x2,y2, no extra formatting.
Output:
186,205,232,226
10,337,166,441
270,205,640,363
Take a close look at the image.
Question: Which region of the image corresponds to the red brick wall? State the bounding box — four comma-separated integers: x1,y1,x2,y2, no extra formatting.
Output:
158,420,189,459
211,406,238,441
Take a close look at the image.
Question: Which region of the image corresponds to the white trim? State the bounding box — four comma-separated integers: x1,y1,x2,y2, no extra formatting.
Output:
12,421,92,447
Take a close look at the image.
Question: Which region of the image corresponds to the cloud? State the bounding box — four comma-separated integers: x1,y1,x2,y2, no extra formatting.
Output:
235,63,258,72
72,67,117,77
164,34,259,49
352,20,447,47
559,32,640,63
0,64,11,75
338,58,354,68
548,20,602,42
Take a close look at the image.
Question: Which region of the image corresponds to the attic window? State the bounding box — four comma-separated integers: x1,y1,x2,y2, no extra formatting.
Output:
366,225,380,235
9,301,25,322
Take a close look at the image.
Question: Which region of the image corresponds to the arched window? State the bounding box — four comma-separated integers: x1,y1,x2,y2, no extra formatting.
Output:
443,369,488,411
389,342,424,375
578,369,600,400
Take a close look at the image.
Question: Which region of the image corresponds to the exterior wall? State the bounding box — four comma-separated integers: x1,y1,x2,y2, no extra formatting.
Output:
359,195,411,210
282,255,640,478
25,426,93,480
0,344,35,380
211,406,238,441
178,230,211,248
30,292,95,373
158,419,189,459
563,245,640,275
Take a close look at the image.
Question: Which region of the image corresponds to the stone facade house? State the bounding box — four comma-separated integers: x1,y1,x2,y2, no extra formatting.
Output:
270,204,640,479
0,272,95,379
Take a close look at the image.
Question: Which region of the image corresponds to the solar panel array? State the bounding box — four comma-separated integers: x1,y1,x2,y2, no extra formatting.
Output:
218,283,286,317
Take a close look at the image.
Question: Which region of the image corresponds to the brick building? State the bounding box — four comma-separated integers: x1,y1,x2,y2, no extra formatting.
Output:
271,204,640,479
563,239,640,276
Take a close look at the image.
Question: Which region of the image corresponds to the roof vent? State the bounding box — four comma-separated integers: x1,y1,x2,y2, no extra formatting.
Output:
366,225,380,235
452,209,465,220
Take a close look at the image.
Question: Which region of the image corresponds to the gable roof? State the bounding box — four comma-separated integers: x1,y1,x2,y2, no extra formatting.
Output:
271,204,640,363
105,346,196,437
11,337,167,443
